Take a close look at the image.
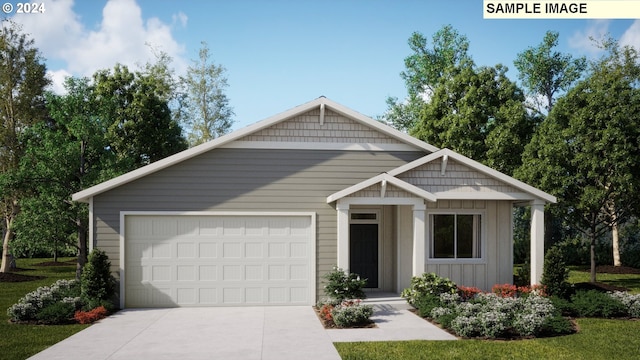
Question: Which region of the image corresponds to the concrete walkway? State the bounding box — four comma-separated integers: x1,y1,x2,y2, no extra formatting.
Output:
328,293,458,342
28,294,455,360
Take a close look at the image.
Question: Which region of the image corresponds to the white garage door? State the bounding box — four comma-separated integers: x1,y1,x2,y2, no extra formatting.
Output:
124,213,314,307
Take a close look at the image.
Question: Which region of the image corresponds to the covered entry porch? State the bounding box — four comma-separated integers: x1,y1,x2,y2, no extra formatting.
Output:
326,150,556,292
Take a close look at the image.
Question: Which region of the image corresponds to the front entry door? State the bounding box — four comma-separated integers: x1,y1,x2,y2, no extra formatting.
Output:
349,223,378,288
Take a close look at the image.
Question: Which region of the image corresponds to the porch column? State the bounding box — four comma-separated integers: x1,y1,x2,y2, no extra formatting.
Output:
336,202,350,270
530,200,545,285
412,203,426,276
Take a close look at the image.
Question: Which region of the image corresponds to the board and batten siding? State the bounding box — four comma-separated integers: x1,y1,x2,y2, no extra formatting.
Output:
424,200,513,291
92,148,426,299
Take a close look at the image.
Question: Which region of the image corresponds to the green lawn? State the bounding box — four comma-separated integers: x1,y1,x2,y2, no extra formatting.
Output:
336,268,640,360
568,267,640,293
0,258,89,360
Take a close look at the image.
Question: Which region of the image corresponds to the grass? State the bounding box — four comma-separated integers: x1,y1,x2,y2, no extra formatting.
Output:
335,267,640,360
335,318,640,360
0,258,89,360
568,267,640,293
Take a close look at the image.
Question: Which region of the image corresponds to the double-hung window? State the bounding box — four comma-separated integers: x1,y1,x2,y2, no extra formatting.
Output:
430,213,482,259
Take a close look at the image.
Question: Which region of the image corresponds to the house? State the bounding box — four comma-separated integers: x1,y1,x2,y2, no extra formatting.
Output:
72,97,556,308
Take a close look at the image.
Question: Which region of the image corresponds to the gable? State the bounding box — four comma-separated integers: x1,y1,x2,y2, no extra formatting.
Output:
396,158,521,194
234,108,406,147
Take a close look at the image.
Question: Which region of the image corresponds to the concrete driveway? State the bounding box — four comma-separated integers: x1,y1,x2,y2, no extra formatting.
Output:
28,307,341,360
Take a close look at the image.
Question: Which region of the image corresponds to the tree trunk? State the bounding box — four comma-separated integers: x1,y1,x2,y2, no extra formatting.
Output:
75,218,88,280
612,221,621,266
0,201,19,273
590,232,597,283
0,218,13,273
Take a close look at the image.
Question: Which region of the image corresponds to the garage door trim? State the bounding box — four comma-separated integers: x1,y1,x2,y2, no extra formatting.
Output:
119,211,317,308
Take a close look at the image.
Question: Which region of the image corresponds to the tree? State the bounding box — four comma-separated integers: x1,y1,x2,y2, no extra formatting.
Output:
517,41,640,282
93,64,187,169
514,31,586,113
14,77,111,277
412,64,535,175
180,42,234,146
0,21,50,272
381,26,471,131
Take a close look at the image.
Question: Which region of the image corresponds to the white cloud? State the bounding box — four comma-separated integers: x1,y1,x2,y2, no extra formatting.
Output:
569,20,610,55
12,0,187,93
620,20,640,50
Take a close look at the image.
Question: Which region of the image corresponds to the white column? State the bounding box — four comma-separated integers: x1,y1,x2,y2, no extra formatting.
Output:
530,200,545,285
412,203,426,276
336,201,350,270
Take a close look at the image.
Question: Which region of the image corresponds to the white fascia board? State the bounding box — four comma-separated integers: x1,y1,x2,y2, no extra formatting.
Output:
326,173,437,203
388,149,557,204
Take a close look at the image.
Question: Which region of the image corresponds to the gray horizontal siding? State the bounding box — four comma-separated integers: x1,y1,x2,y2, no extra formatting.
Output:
93,148,425,300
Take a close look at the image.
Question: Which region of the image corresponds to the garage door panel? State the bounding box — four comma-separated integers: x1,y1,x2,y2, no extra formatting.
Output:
125,214,313,307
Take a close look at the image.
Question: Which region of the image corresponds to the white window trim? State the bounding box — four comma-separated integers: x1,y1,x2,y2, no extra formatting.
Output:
427,210,487,264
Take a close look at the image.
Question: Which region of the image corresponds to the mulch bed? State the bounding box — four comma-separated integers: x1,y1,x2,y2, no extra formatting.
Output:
590,265,640,275
34,260,77,267
0,272,45,282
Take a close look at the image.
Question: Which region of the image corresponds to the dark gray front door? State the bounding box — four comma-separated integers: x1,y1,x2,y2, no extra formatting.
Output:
349,223,378,288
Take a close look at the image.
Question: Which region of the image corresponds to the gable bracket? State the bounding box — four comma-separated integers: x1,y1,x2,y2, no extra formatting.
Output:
319,103,325,126
441,154,448,176
380,179,387,198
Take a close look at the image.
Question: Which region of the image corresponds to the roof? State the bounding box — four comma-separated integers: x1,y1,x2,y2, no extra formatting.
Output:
327,149,557,204
72,97,439,203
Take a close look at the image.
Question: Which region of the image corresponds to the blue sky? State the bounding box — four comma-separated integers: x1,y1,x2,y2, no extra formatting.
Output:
9,0,639,130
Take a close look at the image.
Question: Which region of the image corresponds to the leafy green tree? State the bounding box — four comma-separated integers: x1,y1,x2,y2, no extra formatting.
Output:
93,64,187,169
514,31,586,113
381,26,471,131
0,21,50,272
517,41,640,282
180,41,234,146
412,64,535,175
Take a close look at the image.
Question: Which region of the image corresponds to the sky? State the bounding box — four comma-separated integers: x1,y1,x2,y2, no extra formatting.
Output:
8,0,640,130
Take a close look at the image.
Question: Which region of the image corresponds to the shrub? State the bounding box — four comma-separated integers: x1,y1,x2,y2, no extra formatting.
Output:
7,279,81,323
458,286,483,301
430,292,556,339
540,314,575,336
401,273,457,306
37,301,76,324
322,266,367,302
570,290,626,318
81,249,116,310
414,293,443,317
74,306,108,324
541,246,571,298
331,302,374,328
609,291,640,318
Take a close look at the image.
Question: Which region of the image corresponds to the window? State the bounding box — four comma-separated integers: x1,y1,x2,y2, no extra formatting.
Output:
430,214,481,259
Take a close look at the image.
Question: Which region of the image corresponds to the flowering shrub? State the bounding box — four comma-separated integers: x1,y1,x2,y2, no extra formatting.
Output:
7,279,81,323
322,266,367,302
401,273,457,306
492,284,547,298
74,306,108,324
331,300,374,328
430,292,556,338
319,303,334,322
458,286,483,301
609,291,640,318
